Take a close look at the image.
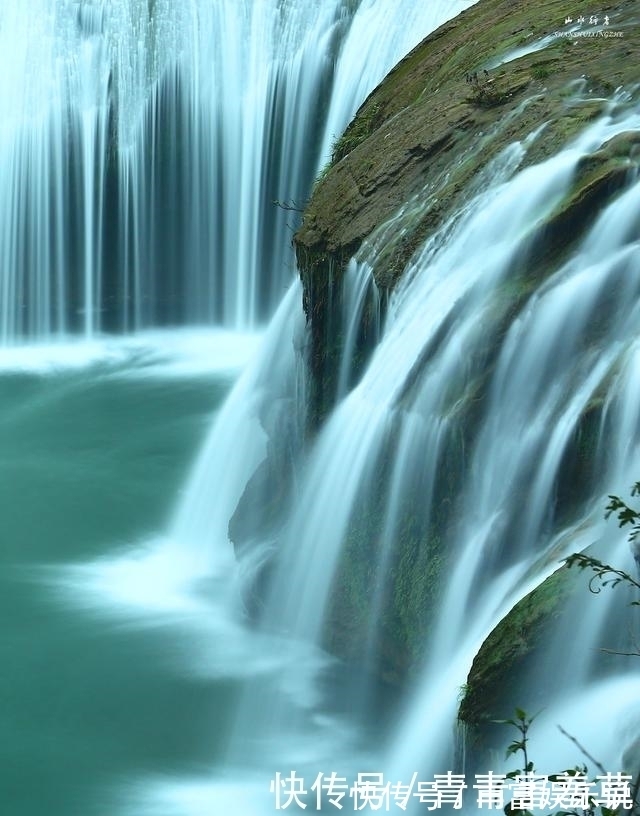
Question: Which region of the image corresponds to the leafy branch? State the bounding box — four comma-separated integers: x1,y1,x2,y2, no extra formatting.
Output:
604,482,640,546
563,482,640,604
563,553,640,604
497,707,535,777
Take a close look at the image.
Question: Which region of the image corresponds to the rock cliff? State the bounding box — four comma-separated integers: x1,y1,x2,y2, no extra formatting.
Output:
292,0,640,723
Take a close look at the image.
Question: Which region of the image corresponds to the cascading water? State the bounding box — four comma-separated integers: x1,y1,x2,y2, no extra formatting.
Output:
7,1,640,814
79,93,639,815
0,0,473,343
190,98,640,812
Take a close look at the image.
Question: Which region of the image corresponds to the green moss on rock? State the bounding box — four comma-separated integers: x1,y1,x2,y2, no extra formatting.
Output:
296,0,640,296
458,566,575,727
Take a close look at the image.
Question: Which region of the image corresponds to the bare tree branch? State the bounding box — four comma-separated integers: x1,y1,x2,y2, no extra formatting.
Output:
599,647,640,658
557,725,607,775
272,199,305,213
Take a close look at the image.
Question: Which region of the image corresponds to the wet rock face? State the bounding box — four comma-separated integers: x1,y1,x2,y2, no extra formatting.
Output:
296,0,640,294
291,0,640,698
295,0,639,437
294,0,640,465
228,449,291,556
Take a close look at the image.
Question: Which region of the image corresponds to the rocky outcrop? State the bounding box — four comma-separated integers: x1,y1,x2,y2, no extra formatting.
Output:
291,0,640,703
297,0,639,284
458,566,574,734
295,0,640,426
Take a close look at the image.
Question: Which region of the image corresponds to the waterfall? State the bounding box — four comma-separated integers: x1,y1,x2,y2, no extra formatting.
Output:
90,94,637,816
191,97,640,810
14,1,640,812
0,0,474,344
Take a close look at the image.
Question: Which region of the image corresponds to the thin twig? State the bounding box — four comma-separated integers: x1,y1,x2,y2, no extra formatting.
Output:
272,199,305,212
557,725,607,775
600,647,640,657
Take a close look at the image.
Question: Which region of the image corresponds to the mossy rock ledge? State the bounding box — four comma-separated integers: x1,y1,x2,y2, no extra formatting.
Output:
458,565,576,757
294,0,640,423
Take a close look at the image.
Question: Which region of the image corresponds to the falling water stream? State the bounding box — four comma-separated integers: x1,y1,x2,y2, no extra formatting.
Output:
0,0,472,340
39,99,638,815
2,2,640,815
